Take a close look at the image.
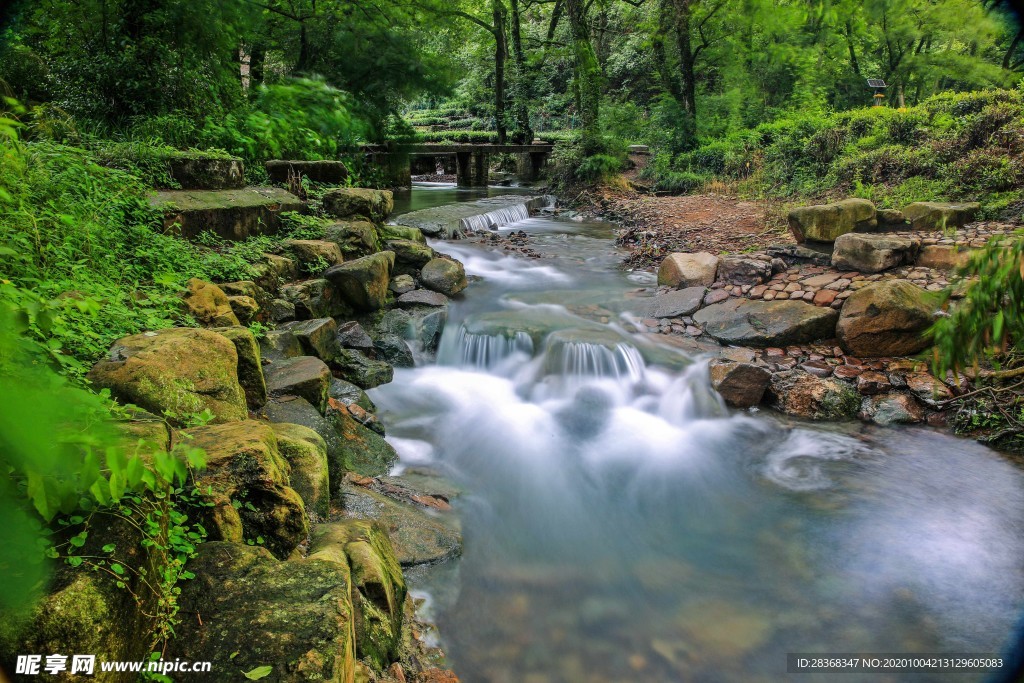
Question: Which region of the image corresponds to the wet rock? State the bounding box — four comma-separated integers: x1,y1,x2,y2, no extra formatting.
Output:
693,299,839,347
800,360,833,378
339,485,462,567
168,542,356,683
703,289,730,306
271,422,330,520
283,239,344,272
903,201,980,231
279,317,340,362
398,289,449,308
419,258,468,297
226,294,259,324
336,348,394,389
717,257,772,286
831,233,919,273
768,370,860,420
859,393,926,425
788,198,877,243
308,520,406,671
87,328,248,426
324,251,395,312
657,252,719,288
181,278,240,327
836,280,938,356
329,378,376,413
260,328,303,362
181,421,307,558
389,274,416,295
374,334,415,368
323,187,394,222
211,326,267,409
325,220,382,258
642,287,706,318
709,360,771,408
337,320,376,351
916,244,971,270
906,372,953,405
265,356,332,413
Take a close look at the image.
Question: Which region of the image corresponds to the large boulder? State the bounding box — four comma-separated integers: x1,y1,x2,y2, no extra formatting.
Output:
324,252,395,312
87,328,248,426
181,278,240,327
717,257,772,286
658,252,719,288
168,542,357,682
279,278,347,319
308,520,406,671
338,484,461,568
903,201,980,231
325,221,382,258
768,370,860,420
694,299,839,347
788,198,877,243
643,287,705,319
323,188,394,222
387,239,435,271
181,421,308,559
211,326,267,409
226,294,259,324
709,360,771,408
260,329,304,362
916,244,971,270
831,233,920,273
419,258,468,297
251,253,298,294
335,349,394,389
378,224,426,244
265,356,332,413
271,422,330,520
278,318,340,362
836,280,938,357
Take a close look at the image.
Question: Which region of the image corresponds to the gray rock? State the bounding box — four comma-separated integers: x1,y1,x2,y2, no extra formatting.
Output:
419,258,468,297
388,274,416,294
374,334,415,368
831,233,920,273
329,378,376,412
324,220,381,258
643,287,705,318
768,370,861,420
336,348,394,389
337,320,375,350
717,257,772,286
279,278,346,319
322,187,394,222
837,280,938,356
397,289,449,308
694,299,840,347
264,356,332,413
386,239,434,270
278,318,340,362
859,393,926,425
267,298,296,323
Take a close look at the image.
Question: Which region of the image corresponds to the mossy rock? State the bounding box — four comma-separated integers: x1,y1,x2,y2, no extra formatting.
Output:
271,423,331,520
87,328,248,427
166,154,245,190
377,224,426,244
335,348,394,390
788,198,877,243
323,252,395,313
181,278,240,327
168,542,357,683
265,356,333,414
151,187,306,241
212,326,268,409
903,201,980,231
325,221,382,258
309,520,405,672
418,258,467,297
768,370,860,420
279,278,352,320
181,421,308,559
323,188,394,222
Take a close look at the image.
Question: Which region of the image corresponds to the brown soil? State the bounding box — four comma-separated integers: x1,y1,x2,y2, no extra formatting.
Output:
580,187,794,269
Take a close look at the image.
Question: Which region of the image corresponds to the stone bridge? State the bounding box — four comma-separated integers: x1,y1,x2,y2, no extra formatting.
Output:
362,143,554,187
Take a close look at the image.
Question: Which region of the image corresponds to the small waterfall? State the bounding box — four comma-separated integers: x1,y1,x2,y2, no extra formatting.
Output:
459,204,531,233
544,339,646,382
451,326,534,368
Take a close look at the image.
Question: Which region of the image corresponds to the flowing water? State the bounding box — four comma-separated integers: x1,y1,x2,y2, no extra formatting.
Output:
372,184,1024,682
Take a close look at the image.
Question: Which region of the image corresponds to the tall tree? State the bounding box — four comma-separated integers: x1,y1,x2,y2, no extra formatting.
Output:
564,0,601,151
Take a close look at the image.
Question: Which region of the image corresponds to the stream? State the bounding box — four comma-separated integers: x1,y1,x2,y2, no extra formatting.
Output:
373,184,1024,682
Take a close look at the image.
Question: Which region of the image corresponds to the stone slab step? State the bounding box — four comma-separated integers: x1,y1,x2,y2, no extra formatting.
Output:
151,187,306,240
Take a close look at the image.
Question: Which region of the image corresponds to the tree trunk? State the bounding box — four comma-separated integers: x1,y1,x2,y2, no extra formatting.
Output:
509,0,533,143
564,0,601,153
669,0,697,147
492,0,508,144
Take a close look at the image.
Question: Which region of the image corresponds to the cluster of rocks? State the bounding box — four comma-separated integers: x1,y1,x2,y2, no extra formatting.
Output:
5,175,463,683
640,200,1006,427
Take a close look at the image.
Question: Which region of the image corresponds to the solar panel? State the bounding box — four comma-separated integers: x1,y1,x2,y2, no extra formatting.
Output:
866,78,887,88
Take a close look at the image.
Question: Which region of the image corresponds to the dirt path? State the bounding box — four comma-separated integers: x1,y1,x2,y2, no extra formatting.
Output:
581,188,794,269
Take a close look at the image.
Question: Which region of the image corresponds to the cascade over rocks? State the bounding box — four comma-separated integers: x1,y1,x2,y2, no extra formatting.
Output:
836,280,938,356
87,328,248,426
